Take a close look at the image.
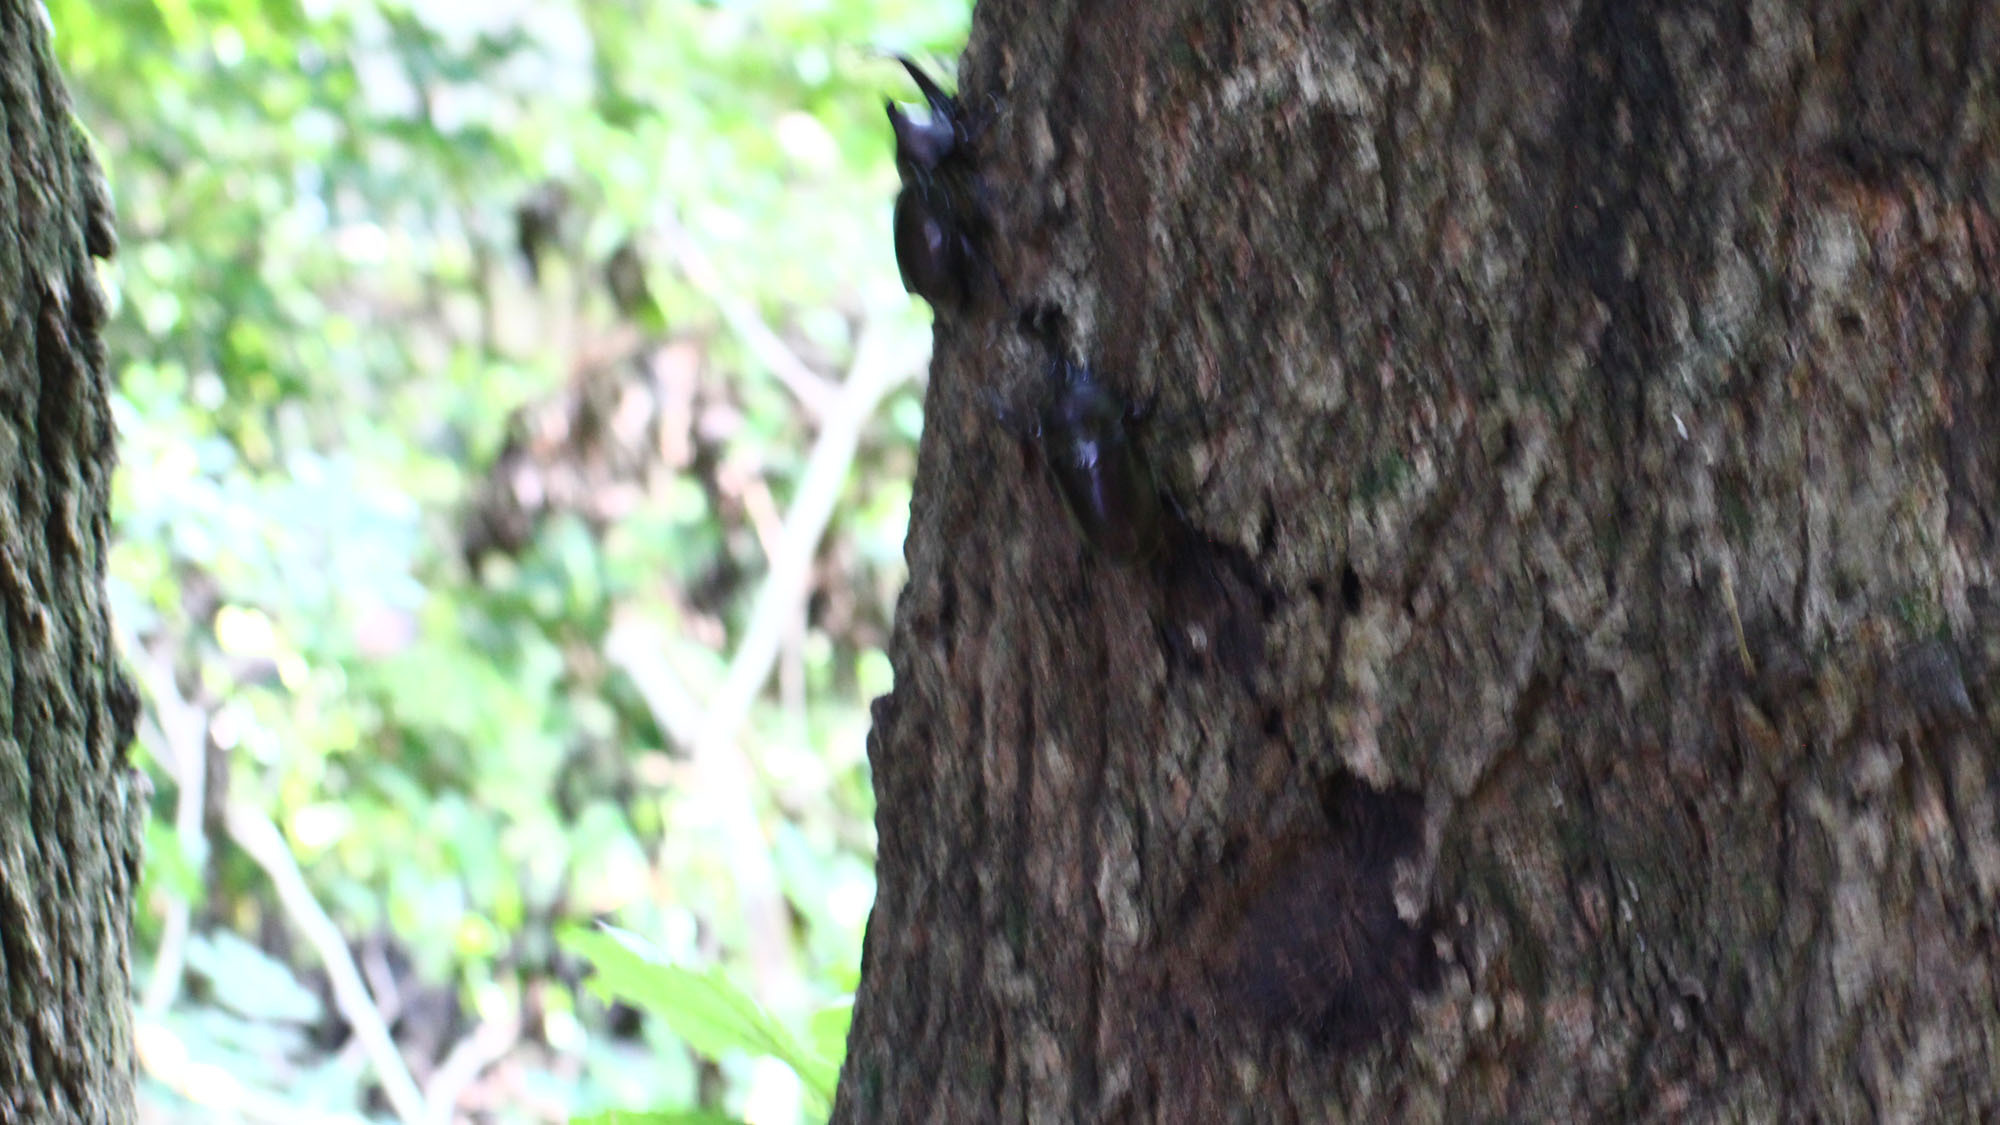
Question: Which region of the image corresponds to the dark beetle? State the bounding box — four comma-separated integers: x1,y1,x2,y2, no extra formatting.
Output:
995,343,1167,566
892,182,973,307
885,56,988,308
1002,311,1264,683
1036,357,1166,564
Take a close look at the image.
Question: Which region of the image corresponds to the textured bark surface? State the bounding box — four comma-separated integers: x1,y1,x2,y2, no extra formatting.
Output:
839,1,2000,1121
0,2,143,1121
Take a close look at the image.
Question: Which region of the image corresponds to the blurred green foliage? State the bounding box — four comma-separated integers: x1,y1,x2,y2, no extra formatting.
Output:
45,0,965,1120
563,926,843,1118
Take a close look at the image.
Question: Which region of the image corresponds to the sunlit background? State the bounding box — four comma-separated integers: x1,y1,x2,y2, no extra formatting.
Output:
44,0,965,1120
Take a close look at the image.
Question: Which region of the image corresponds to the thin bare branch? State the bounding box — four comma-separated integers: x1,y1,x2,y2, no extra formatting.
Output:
132,650,210,1018
699,312,924,761
660,215,839,418
686,313,923,1006
422,1007,523,1124
604,610,706,750
225,804,428,1125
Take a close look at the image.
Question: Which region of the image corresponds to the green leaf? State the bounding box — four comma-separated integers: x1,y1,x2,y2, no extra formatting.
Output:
808,1000,854,1069
140,816,203,901
562,924,840,1110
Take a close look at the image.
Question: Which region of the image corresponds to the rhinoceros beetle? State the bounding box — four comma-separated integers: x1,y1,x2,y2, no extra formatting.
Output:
995,310,1166,565
997,308,1268,685
886,56,993,309
1030,356,1167,564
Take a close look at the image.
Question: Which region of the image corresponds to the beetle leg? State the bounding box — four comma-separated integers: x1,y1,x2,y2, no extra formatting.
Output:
984,389,1038,440
1160,490,1199,539
1127,390,1158,425
961,93,1005,149
963,234,1010,305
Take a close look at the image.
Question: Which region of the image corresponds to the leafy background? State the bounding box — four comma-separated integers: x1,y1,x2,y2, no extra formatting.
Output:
43,0,965,1120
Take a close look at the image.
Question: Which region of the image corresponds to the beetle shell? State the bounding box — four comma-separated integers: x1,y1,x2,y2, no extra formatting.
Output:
1036,362,1165,564
893,187,966,307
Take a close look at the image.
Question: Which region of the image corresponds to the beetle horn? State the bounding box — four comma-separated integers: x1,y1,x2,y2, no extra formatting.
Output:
896,55,957,118
884,99,917,141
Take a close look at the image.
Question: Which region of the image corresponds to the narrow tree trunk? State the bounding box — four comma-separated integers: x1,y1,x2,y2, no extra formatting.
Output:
840,1,2000,1120
0,2,143,1120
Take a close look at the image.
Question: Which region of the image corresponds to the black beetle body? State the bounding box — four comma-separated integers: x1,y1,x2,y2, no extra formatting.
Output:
1030,359,1166,565
885,56,989,309
892,184,968,306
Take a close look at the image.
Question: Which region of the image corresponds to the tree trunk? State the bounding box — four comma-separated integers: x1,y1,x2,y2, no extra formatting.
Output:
839,1,2000,1120
0,2,143,1120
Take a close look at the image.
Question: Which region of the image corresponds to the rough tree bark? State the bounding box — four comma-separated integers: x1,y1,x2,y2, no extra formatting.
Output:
0,2,143,1121
839,1,2000,1121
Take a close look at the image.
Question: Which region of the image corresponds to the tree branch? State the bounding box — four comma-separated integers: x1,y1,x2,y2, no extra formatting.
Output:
659,214,839,419
422,1007,522,1123
696,312,921,767
131,649,209,1019
610,310,923,1009
223,804,428,1125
